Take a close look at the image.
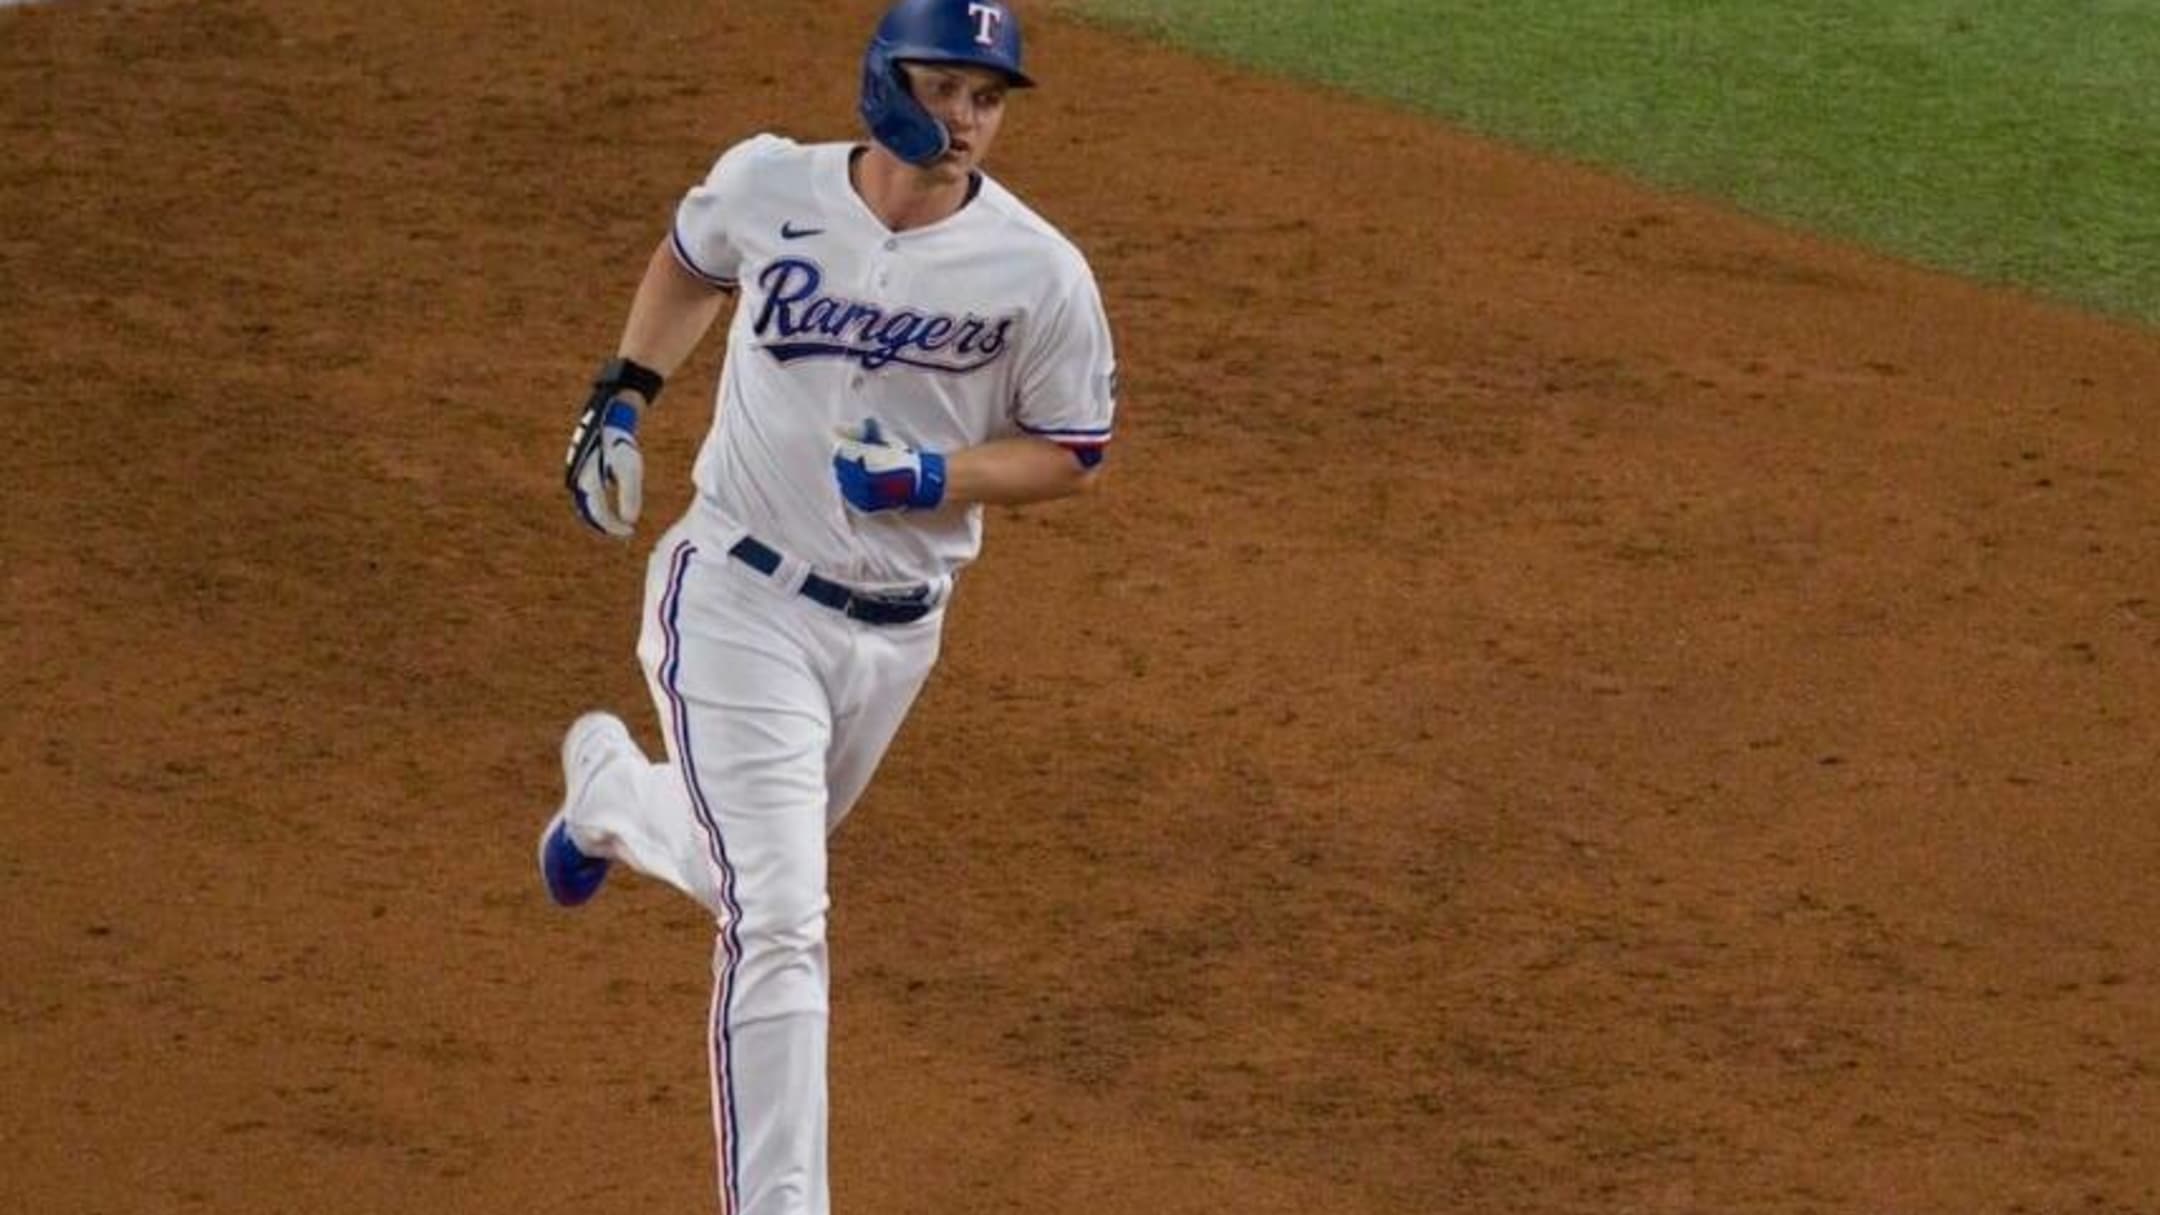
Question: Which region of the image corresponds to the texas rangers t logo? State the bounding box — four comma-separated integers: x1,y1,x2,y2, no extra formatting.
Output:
967,2,1003,46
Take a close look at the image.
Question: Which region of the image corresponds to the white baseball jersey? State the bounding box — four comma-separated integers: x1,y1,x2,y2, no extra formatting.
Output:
669,134,1118,591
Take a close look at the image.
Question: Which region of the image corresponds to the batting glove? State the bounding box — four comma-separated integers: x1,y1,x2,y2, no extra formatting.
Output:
832,417,946,513
565,397,645,538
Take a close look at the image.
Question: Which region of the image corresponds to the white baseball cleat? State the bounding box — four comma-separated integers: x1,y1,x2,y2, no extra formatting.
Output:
536,712,631,907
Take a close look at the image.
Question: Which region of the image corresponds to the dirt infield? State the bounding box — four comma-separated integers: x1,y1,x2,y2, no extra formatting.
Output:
4,1,2155,1212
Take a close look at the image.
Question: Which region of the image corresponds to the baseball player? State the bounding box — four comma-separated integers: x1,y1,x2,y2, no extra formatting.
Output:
535,2,1116,1212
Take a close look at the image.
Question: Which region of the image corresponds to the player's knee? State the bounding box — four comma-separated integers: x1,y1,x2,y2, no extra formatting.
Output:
714,901,831,1021
727,893,830,957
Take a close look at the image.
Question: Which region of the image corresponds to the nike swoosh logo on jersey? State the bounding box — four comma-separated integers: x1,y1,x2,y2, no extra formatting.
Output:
780,221,826,240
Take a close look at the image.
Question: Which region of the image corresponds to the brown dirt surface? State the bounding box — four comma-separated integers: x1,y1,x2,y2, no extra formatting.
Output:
4,1,2156,1212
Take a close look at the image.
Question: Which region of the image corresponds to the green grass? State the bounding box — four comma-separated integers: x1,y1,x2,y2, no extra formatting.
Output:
1067,0,2160,324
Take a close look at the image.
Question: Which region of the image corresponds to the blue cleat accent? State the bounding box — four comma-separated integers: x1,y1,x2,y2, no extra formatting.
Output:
537,711,631,907
538,811,610,906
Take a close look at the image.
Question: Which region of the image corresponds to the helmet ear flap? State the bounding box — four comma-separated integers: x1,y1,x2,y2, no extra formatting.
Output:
859,44,951,165
859,0,1029,165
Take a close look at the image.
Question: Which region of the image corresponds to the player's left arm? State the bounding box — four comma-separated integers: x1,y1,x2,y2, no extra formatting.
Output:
965,259,1116,505
942,436,1101,504
832,258,1116,515
829,381,1113,513
831,423,1102,513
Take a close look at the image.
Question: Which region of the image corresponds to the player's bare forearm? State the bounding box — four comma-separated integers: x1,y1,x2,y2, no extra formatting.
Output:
942,437,1100,506
613,237,729,399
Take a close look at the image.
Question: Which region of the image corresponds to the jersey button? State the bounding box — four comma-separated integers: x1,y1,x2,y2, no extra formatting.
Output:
882,239,899,252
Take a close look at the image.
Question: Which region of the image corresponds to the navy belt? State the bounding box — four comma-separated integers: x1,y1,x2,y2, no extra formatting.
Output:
726,536,935,627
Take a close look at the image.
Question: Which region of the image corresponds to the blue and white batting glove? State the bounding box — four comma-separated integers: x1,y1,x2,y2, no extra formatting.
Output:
832,417,946,513
566,398,645,538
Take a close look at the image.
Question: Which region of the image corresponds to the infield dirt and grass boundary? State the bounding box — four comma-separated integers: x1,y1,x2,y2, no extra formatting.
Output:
1070,0,2160,325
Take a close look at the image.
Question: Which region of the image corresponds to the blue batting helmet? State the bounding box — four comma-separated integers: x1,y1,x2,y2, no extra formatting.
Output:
860,0,1034,165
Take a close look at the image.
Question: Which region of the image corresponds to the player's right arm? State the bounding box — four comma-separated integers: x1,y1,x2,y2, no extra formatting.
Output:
561,232,731,539
563,136,782,537
613,133,786,400
612,236,730,404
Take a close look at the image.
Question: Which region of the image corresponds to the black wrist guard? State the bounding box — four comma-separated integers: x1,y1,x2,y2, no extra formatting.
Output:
594,356,665,406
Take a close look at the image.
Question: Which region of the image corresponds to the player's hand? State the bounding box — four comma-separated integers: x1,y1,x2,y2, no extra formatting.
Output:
832,417,946,513
565,395,645,538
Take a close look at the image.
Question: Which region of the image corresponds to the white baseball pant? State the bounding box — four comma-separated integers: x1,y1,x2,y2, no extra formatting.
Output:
562,517,943,1215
